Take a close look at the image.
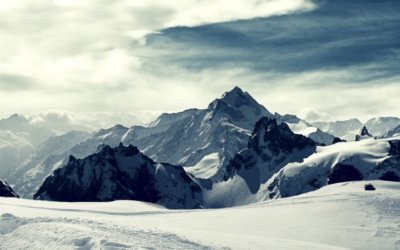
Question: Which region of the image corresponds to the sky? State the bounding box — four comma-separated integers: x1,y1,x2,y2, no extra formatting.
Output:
0,0,399,124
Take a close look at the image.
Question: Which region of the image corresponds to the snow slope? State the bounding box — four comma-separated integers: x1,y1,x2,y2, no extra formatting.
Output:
266,136,400,199
0,181,399,250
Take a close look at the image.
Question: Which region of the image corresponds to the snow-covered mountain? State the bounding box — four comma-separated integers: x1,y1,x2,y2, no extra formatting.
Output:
0,130,35,178
124,87,273,181
274,114,336,145
202,117,317,207
0,114,56,147
364,117,400,136
266,136,400,199
3,87,337,198
34,144,202,209
355,126,373,141
8,131,92,198
313,118,363,141
0,180,18,198
385,124,400,138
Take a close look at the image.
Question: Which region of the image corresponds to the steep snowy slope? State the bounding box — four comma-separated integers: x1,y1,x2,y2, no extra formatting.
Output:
266,136,400,199
8,131,92,198
34,144,202,209
0,180,18,198
123,108,201,142
313,118,363,141
365,117,400,136
203,117,317,207
1,181,399,250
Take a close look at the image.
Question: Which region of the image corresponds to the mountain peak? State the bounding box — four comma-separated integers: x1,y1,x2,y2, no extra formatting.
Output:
4,113,28,122
220,86,250,105
360,126,372,137
208,87,271,116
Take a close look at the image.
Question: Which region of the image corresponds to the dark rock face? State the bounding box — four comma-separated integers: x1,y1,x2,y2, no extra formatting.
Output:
332,137,346,144
0,180,19,198
388,141,400,156
364,183,376,191
379,171,400,182
224,117,317,193
328,163,363,184
34,144,202,209
356,126,373,141
361,126,372,137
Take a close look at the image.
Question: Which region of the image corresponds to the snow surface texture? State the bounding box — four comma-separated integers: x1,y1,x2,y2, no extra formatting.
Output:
1,181,399,250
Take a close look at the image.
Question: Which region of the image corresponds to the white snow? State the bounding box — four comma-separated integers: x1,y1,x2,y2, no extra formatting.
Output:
1,181,399,250
185,153,221,179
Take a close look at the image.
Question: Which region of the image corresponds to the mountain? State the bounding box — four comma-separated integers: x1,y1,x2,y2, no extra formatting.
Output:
385,124,400,138
34,144,202,209
355,126,373,141
365,117,400,136
274,114,336,145
203,117,317,207
7,87,340,198
8,131,92,198
0,130,35,178
0,180,18,198
313,118,363,141
122,109,201,144
5,87,274,198
122,86,273,181
266,137,400,199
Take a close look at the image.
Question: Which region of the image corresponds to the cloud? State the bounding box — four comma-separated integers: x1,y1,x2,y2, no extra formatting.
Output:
0,0,315,116
0,73,34,91
1,0,399,124
298,108,331,123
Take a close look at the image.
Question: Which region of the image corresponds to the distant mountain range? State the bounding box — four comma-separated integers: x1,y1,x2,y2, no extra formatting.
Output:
1,87,400,209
